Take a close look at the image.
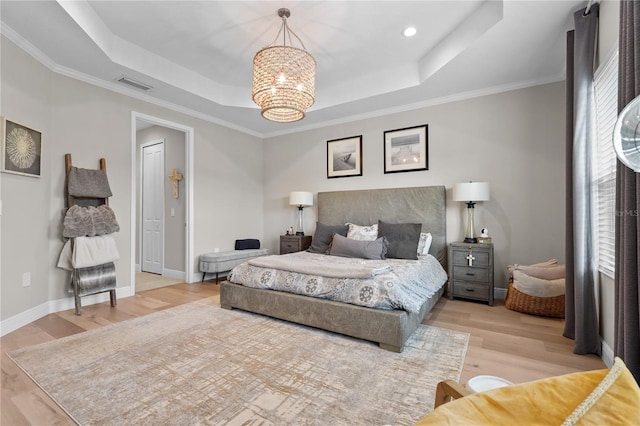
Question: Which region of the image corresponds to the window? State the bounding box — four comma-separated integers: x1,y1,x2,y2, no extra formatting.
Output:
592,51,618,278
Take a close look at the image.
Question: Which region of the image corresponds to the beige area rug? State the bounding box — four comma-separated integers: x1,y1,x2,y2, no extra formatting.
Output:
8,300,469,425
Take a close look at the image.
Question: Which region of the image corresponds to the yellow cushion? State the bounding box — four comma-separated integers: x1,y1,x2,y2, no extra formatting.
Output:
416,357,640,426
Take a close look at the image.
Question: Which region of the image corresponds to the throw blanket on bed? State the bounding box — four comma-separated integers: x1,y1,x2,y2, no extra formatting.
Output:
229,251,447,314
248,255,390,278
71,262,116,296
57,235,120,271
63,205,120,238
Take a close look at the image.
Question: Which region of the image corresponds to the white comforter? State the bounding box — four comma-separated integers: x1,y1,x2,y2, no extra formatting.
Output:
228,251,447,314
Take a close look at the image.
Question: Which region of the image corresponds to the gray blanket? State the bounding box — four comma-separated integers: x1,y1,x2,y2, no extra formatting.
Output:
63,205,120,238
68,167,112,198
71,262,116,296
249,254,390,278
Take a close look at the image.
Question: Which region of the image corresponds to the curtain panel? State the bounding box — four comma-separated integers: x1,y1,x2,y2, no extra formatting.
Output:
564,4,601,356
615,0,640,383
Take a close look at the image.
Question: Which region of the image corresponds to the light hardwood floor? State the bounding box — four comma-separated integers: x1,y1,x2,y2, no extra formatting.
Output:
1,284,605,425
135,271,185,292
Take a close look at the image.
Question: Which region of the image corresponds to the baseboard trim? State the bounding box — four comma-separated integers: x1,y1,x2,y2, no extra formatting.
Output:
0,286,134,337
601,339,614,367
163,268,186,281
494,287,507,300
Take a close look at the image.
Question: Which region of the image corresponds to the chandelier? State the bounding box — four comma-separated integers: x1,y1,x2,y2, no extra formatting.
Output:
252,8,316,123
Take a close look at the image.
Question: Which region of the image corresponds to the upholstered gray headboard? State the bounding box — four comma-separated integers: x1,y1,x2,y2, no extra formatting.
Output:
317,186,447,266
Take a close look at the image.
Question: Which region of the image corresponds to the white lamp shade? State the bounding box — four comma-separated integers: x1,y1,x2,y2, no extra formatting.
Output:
289,191,314,207
452,182,490,202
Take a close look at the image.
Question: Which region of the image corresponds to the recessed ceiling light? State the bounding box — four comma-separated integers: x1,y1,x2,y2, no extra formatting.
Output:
402,26,417,37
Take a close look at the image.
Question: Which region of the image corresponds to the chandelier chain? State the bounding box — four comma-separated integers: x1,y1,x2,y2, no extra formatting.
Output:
268,16,308,51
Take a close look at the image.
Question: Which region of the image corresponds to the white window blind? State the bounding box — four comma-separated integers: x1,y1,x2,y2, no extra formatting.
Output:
592,51,618,279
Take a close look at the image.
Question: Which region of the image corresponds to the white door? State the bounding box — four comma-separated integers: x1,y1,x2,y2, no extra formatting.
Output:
142,142,164,274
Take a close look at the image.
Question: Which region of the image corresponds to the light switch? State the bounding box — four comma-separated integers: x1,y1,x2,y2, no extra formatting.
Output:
171,208,175,217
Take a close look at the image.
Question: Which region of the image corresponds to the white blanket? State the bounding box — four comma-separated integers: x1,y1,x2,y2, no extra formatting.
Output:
249,254,390,278
513,269,565,297
57,235,120,271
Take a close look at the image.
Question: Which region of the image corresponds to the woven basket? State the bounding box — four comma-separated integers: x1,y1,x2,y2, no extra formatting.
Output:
505,281,565,318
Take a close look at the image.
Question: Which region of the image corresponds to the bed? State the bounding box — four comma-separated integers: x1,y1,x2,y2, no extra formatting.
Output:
220,186,447,352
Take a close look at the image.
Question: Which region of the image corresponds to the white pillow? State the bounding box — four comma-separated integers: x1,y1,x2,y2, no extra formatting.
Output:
417,232,432,255
346,223,378,241
513,270,565,297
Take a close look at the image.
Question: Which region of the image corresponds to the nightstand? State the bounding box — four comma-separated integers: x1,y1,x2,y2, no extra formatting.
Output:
280,235,312,254
448,242,494,305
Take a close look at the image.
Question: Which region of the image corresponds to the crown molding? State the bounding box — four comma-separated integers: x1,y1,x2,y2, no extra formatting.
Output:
2,21,566,141
0,22,263,138
262,75,565,139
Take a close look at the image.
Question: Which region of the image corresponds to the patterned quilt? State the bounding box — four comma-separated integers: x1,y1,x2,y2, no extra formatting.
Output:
228,251,448,314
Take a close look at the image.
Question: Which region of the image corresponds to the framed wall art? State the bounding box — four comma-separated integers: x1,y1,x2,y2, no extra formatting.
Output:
383,124,428,174
1,118,42,177
327,135,363,178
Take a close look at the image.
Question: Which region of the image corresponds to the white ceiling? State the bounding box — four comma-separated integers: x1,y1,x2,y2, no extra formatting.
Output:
0,0,585,137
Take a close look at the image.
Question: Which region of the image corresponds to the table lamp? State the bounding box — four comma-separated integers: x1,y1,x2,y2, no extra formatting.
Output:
289,191,314,235
452,182,490,243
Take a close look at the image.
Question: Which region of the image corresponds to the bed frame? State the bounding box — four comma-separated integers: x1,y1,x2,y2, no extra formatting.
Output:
220,186,447,352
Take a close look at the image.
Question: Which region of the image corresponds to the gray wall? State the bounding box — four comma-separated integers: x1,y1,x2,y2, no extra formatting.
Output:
136,126,187,274
0,34,52,318
0,35,264,322
263,83,567,293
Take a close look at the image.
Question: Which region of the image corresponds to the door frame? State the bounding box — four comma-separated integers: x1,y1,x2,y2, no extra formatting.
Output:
139,139,165,275
131,111,195,294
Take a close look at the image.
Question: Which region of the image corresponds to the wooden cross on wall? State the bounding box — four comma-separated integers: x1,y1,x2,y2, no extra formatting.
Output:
168,168,183,199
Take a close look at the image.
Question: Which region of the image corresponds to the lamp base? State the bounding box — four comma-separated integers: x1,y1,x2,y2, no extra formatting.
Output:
463,201,477,245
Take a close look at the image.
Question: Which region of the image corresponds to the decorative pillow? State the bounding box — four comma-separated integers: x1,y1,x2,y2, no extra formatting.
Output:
512,270,565,297
563,357,640,425
346,223,378,241
417,232,433,256
308,222,349,254
235,239,260,250
416,357,640,426
328,234,387,260
377,220,421,260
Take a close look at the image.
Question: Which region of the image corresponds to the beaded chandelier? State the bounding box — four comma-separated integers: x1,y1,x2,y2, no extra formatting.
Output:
252,8,316,123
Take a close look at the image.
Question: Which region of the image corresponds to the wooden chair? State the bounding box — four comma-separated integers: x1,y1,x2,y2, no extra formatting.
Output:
434,379,472,408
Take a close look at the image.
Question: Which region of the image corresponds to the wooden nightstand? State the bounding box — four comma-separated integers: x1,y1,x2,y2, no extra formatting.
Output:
280,235,312,254
448,242,494,305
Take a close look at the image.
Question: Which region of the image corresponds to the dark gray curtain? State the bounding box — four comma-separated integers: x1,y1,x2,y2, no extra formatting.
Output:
564,4,601,356
615,0,640,383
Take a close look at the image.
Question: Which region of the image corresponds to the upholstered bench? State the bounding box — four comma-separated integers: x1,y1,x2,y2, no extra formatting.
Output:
199,249,269,282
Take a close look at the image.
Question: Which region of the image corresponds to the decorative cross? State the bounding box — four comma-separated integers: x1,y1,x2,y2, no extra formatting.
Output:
168,168,183,199
466,250,475,266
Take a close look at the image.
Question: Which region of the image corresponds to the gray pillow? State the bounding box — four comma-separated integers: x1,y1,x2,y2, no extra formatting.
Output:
308,222,349,254
328,234,387,260
377,220,421,260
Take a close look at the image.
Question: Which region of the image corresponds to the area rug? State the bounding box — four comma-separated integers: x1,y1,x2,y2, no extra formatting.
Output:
8,300,469,425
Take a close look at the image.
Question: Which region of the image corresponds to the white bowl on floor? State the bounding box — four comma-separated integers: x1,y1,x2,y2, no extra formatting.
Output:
467,375,513,393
